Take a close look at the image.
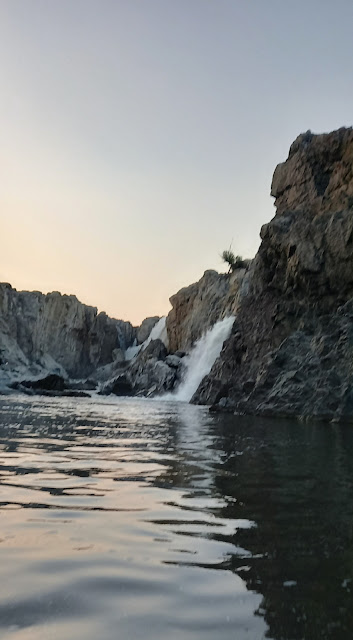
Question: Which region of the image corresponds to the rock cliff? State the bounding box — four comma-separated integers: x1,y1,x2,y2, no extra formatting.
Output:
194,128,353,422
166,267,249,353
0,284,136,385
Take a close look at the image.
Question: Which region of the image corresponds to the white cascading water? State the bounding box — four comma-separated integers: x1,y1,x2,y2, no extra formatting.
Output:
163,316,235,403
125,317,168,361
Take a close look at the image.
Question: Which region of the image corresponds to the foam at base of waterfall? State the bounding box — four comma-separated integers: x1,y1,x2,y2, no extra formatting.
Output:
125,317,167,361
162,316,235,403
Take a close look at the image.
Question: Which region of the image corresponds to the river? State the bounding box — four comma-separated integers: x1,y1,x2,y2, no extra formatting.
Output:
0,394,352,639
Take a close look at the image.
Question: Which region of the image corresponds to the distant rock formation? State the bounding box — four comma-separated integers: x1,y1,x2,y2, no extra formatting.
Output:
0,284,135,386
194,128,353,422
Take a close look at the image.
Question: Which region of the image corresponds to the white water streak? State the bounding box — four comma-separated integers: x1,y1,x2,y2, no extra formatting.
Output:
163,316,235,403
125,317,168,361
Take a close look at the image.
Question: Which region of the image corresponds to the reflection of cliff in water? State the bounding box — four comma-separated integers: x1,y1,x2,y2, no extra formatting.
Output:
152,410,353,639
1,397,353,638
227,418,353,640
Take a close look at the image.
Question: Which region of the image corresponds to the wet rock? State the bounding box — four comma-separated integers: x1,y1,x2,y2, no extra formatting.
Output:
16,374,67,391
68,378,97,391
139,339,167,362
41,389,91,398
10,380,90,398
99,374,134,396
165,354,182,368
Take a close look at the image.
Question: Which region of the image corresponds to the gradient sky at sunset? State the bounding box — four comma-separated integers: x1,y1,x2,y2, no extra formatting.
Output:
1,0,353,324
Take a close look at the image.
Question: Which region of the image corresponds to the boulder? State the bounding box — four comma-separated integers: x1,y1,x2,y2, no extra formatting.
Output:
17,374,67,391
165,354,182,368
126,339,177,396
68,378,97,391
138,339,168,362
99,374,134,396
10,375,91,398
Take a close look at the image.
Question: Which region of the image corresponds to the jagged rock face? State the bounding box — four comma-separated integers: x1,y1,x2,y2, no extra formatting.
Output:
0,284,136,379
136,316,160,344
271,128,353,216
255,128,353,307
235,301,353,420
166,268,248,353
194,128,353,422
126,339,178,396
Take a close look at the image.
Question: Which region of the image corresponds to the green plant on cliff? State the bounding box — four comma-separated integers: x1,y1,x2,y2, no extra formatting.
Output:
221,248,244,273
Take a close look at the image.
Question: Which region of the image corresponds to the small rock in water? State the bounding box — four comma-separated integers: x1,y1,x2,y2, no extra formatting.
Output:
20,373,67,391
283,580,297,587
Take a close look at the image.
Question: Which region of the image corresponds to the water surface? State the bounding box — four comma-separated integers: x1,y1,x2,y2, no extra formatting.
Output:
0,394,352,639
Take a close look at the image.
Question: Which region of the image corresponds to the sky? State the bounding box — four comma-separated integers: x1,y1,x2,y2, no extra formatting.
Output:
1,0,353,324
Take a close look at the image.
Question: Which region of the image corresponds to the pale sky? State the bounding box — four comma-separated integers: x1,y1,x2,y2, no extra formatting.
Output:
1,0,353,324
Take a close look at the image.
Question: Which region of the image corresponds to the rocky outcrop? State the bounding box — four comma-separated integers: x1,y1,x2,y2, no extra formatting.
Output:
10,374,91,398
97,338,185,398
166,267,249,353
126,339,181,396
136,316,160,344
194,128,353,422
99,374,134,396
0,284,136,386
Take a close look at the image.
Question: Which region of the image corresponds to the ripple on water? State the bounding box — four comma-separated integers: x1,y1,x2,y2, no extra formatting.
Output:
0,394,353,639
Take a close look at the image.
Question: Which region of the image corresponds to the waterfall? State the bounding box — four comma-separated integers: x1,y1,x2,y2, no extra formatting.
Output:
163,316,234,403
125,317,168,361
124,340,141,361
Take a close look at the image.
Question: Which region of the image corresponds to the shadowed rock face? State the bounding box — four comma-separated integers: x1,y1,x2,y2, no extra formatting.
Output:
126,339,179,396
166,268,249,353
0,284,136,380
194,128,353,422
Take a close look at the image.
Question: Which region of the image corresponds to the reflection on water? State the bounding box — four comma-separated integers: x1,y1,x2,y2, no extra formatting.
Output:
0,395,352,639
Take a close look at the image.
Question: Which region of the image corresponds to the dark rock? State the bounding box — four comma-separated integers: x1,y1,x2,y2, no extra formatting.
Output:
18,374,67,391
140,339,167,362
99,374,134,396
68,379,97,391
11,383,90,398
193,128,353,422
164,354,181,368
0,284,137,380
136,317,160,344
41,389,91,398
